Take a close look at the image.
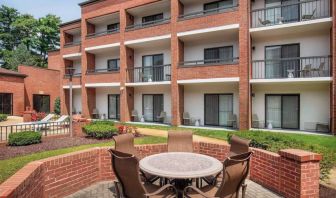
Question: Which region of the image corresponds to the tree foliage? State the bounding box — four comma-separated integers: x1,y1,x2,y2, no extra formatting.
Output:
0,5,61,70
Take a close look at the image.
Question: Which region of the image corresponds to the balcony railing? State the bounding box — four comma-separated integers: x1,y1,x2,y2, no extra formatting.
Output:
179,4,238,20
127,64,171,83
125,17,171,31
180,58,239,67
86,28,120,39
251,0,330,28
64,41,81,47
86,68,120,74
252,56,331,79
64,73,82,78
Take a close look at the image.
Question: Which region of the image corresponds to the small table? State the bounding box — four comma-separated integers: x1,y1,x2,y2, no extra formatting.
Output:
139,152,223,197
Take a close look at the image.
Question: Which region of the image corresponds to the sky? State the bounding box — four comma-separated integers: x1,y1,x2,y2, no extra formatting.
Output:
0,0,86,23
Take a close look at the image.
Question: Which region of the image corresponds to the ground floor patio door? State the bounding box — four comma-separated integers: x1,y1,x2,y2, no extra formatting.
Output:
108,94,120,120
204,94,233,127
0,93,12,115
143,94,163,122
265,94,300,129
33,94,50,113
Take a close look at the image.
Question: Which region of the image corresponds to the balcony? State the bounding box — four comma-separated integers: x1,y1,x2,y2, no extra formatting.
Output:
252,56,331,80
64,41,81,48
86,68,119,74
179,4,238,20
126,64,171,83
86,29,119,39
126,17,171,31
251,0,330,29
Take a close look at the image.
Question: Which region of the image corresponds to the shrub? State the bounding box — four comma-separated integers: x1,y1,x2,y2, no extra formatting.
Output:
92,120,115,126
8,131,42,146
82,122,117,139
53,97,61,115
0,114,8,122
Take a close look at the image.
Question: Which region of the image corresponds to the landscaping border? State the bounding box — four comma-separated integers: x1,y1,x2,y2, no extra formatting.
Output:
0,142,321,198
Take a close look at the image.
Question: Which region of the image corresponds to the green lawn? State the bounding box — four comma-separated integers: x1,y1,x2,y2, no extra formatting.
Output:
126,123,336,180
0,136,166,184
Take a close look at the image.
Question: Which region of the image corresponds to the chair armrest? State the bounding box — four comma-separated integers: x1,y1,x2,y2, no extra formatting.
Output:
145,184,177,197
183,186,218,198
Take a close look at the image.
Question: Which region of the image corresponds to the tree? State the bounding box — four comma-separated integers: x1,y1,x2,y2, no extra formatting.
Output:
2,43,37,70
54,97,61,115
12,14,38,51
0,5,19,59
35,14,61,65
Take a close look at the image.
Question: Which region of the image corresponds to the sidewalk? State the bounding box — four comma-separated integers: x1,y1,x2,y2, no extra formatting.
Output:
137,128,229,145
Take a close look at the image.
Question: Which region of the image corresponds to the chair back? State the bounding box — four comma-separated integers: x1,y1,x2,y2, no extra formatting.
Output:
109,149,146,198
319,62,325,70
159,111,167,118
168,130,193,152
131,110,138,117
92,108,99,114
113,133,137,155
252,114,258,121
55,115,69,122
229,135,251,156
41,114,55,122
216,152,253,198
183,112,190,119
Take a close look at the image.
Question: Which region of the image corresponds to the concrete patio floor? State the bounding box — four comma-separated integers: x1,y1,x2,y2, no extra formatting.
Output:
65,180,282,198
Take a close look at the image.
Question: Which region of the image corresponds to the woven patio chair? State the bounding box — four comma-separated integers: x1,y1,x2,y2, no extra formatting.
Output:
109,149,177,198
184,152,253,198
113,134,159,184
168,130,193,152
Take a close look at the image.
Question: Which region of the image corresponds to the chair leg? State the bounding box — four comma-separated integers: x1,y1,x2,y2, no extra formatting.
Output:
242,183,247,198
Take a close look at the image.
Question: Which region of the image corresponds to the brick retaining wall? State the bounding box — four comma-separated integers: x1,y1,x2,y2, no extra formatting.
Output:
0,142,321,198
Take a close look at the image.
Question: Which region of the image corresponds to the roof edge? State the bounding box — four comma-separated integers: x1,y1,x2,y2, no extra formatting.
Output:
79,0,105,7
0,71,27,78
60,19,81,27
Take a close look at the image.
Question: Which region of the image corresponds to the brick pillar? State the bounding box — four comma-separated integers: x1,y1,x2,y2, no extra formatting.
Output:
331,0,336,135
278,149,321,198
61,89,69,115
238,0,251,130
170,0,184,126
86,21,95,35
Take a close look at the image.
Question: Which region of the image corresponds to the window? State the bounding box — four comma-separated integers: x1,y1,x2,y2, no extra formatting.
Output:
204,94,233,127
142,13,164,23
142,54,164,82
107,23,120,32
204,0,234,12
0,93,12,115
33,95,50,113
108,94,120,120
142,94,164,122
107,59,120,71
204,46,233,64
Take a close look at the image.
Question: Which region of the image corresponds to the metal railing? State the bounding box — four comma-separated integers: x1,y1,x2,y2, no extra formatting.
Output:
251,0,330,28
252,56,331,79
64,73,82,78
179,4,238,20
126,64,171,83
180,58,239,67
64,41,81,47
86,28,120,38
126,17,171,31
0,121,70,142
86,68,120,74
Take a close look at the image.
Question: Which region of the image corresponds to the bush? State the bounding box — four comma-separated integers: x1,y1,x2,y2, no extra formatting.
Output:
53,97,61,115
0,114,8,122
82,122,117,139
92,120,115,126
8,131,42,146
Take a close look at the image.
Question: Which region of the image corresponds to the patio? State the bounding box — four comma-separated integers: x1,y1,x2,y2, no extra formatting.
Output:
65,180,281,198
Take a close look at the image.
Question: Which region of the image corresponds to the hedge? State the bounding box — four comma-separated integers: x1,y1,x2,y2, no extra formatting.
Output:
8,131,42,146
0,114,8,122
82,121,117,139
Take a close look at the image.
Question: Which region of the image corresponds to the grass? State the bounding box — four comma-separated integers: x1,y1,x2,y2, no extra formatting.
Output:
126,123,336,180
0,135,166,184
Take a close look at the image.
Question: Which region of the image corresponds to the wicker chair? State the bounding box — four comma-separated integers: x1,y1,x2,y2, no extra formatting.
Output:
113,134,159,184
184,152,253,198
167,130,193,153
109,149,177,198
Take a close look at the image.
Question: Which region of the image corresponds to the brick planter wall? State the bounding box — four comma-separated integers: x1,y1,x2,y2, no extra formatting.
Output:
0,142,321,198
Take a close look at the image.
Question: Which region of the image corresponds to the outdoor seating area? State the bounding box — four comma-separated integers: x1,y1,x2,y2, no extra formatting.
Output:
110,131,253,198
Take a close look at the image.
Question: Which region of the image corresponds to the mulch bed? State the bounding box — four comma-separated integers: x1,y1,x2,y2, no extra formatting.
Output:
0,136,112,160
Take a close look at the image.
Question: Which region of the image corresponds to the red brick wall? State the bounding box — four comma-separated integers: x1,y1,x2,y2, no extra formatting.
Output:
18,66,60,113
177,64,239,80
0,75,25,116
0,140,322,198
47,50,62,71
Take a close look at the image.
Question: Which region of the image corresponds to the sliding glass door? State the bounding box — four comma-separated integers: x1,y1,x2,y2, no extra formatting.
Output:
143,94,163,122
33,94,50,113
142,54,164,82
204,94,233,127
265,44,300,78
265,0,299,24
0,93,12,115
265,94,300,129
108,94,120,120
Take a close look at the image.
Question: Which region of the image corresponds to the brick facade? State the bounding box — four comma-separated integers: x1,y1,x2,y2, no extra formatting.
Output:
0,141,321,198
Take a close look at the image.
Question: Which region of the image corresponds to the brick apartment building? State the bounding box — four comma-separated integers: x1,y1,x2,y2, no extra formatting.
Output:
51,0,336,134
0,66,60,116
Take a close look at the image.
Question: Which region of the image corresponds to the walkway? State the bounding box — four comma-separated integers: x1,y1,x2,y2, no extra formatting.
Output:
137,128,229,145
65,180,282,198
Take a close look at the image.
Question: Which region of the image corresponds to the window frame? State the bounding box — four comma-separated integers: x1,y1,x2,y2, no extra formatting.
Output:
142,13,164,24
204,46,234,63
107,58,120,71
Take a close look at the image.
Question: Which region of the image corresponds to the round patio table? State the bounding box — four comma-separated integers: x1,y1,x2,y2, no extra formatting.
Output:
139,152,223,198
